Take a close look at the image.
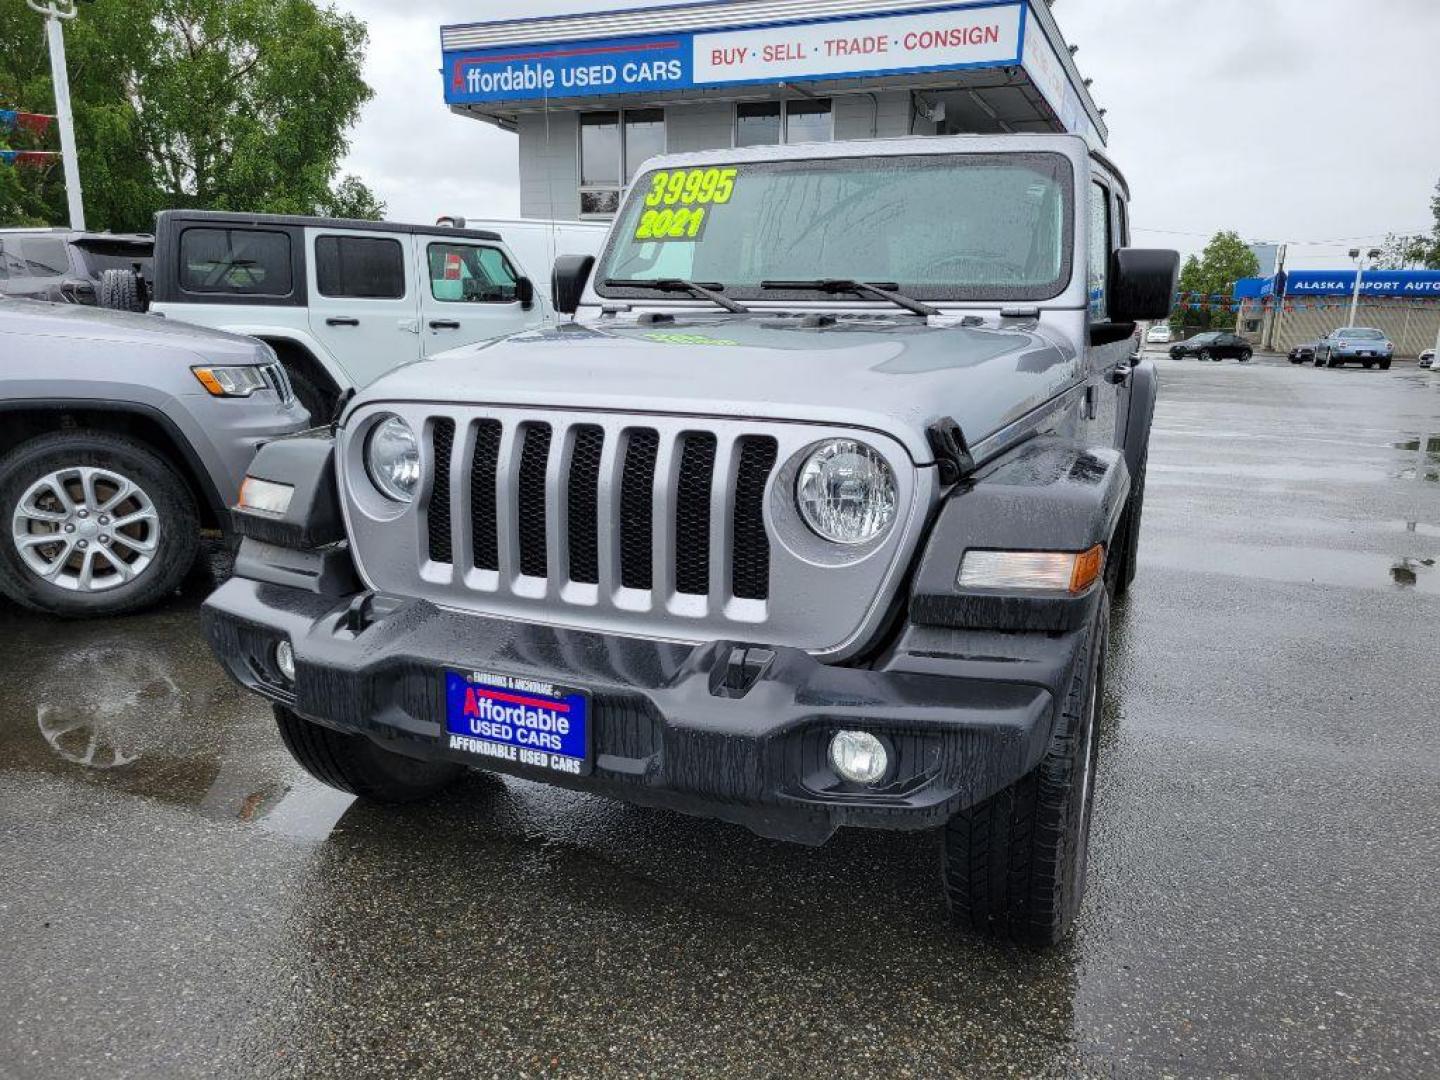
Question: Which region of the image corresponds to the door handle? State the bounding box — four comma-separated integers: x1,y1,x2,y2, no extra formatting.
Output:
429,319,461,330
326,317,359,327
1106,365,1132,385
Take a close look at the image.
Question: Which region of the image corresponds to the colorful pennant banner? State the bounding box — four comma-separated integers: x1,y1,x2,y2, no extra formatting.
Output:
0,109,56,137
0,149,58,167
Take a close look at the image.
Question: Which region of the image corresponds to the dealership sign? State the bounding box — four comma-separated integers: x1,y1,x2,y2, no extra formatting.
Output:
1282,270,1440,297
445,2,1038,106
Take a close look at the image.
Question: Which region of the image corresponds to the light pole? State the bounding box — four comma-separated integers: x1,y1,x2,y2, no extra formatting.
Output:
26,0,86,230
1345,246,1381,330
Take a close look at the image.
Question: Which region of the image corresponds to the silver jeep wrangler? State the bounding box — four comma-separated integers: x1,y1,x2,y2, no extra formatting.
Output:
202,134,1178,944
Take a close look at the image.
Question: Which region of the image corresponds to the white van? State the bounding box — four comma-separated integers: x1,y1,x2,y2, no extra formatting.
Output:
435,217,609,307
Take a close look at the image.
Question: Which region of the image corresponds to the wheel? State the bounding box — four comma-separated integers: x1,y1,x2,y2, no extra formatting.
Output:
0,432,199,617
1327,356,1340,368
1238,351,1252,362
942,594,1108,945
1380,360,1391,371
285,369,330,427
1363,361,1375,369
273,704,464,803
97,268,147,313
1198,349,1212,362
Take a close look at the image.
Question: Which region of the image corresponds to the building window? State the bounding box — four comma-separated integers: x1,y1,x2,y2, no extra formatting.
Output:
579,108,666,217
735,99,833,147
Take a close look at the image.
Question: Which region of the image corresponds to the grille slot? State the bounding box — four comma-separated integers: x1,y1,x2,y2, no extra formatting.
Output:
674,432,717,595
620,429,660,590
427,419,456,565
567,425,604,585
469,419,503,571
733,436,779,600
517,424,553,578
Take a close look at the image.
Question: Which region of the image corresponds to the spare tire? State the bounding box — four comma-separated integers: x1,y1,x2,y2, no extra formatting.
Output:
98,268,147,313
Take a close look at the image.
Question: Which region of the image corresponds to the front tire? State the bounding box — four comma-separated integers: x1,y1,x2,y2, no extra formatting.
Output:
942,595,1109,945
1380,360,1392,370
0,432,199,617
274,705,464,803
1238,350,1252,363
1198,349,1212,362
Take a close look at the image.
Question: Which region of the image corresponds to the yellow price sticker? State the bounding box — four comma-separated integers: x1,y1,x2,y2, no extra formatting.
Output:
635,167,739,243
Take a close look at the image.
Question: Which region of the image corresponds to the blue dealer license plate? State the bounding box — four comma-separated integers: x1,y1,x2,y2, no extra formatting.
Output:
444,671,590,776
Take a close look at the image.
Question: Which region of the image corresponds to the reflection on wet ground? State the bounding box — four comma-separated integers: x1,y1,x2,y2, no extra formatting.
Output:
2,360,1439,1077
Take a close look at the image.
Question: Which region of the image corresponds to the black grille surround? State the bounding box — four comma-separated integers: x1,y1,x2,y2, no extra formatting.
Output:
516,424,553,578
469,419,503,572
674,432,717,596
567,425,605,585
619,429,661,591
427,419,456,565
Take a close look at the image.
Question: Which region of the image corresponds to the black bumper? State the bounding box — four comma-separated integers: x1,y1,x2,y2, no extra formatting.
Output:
201,577,1094,845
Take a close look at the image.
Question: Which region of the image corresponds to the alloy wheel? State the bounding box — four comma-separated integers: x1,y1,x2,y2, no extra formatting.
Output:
10,466,160,592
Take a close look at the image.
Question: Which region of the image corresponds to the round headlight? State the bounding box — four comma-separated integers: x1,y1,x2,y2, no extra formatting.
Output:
365,415,420,503
796,439,898,545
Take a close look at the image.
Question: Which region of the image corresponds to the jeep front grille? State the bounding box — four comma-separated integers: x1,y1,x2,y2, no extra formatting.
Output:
427,418,778,602
341,405,931,658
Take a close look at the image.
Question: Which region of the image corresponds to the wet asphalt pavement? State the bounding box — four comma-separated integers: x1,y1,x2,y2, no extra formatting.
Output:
2,353,1439,1079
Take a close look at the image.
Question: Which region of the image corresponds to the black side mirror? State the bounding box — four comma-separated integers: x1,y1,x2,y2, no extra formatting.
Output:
516,276,535,311
1110,248,1181,322
551,255,595,316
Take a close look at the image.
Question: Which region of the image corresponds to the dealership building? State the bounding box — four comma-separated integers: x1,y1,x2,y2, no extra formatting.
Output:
1235,270,1440,358
440,0,1107,220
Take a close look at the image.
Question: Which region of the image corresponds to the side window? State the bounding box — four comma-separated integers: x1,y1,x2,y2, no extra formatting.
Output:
428,243,519,304
23,238,70,277
180,228,293,296
1088,182,1111,319
314,236,406,299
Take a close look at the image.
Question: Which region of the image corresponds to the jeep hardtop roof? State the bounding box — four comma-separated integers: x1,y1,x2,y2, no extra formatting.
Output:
154,209,501,243
628,133,1130,200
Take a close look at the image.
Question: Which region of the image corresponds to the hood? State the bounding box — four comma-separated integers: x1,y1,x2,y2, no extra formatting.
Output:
360,312,1081,463
0,297,266,364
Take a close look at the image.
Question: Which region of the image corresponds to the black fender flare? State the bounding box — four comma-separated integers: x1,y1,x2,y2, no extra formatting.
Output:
1123,356,1158,483
908,437,1130,633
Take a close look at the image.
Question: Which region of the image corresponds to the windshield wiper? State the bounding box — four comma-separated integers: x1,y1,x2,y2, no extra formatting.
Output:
604,278,750,314
760,279,939,317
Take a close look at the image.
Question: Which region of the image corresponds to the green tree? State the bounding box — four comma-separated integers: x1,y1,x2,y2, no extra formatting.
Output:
0,0,382,230
1170,230,1261,333
1376,178,1440,270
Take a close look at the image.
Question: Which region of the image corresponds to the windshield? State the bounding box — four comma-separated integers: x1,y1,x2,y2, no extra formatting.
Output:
597,152,1073,303
1339,328,1384,339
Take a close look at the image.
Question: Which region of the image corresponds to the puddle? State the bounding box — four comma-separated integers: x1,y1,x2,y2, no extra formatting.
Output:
0,613,351,843
1145,540,1440,595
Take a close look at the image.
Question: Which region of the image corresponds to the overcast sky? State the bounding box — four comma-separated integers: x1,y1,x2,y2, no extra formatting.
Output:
333,0,1440,270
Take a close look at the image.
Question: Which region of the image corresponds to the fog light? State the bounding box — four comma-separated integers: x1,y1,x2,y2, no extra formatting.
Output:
829,730,889,785
274,640,296,683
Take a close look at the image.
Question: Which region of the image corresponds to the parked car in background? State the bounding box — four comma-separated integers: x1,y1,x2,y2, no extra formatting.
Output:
105,211,573,424
1170,331,1253,362
1419,348,1435,369
0,228,153,305
1314,327,1393,369
1288,341,1320,364
0,298,309,617
1145,323,1172,344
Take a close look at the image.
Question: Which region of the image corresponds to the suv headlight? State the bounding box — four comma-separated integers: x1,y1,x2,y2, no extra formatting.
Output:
796,439,897,545
365,415,420,503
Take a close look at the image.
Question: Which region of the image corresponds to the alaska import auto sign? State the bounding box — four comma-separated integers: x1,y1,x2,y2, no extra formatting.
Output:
1282,270,1440,297
444,1,1026,105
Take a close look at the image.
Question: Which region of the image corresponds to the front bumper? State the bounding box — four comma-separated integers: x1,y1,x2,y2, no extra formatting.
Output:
202,577,1092,844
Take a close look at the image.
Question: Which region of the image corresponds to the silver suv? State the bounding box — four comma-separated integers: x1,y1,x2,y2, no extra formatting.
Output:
0,298,309,616
202,135,1178,944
